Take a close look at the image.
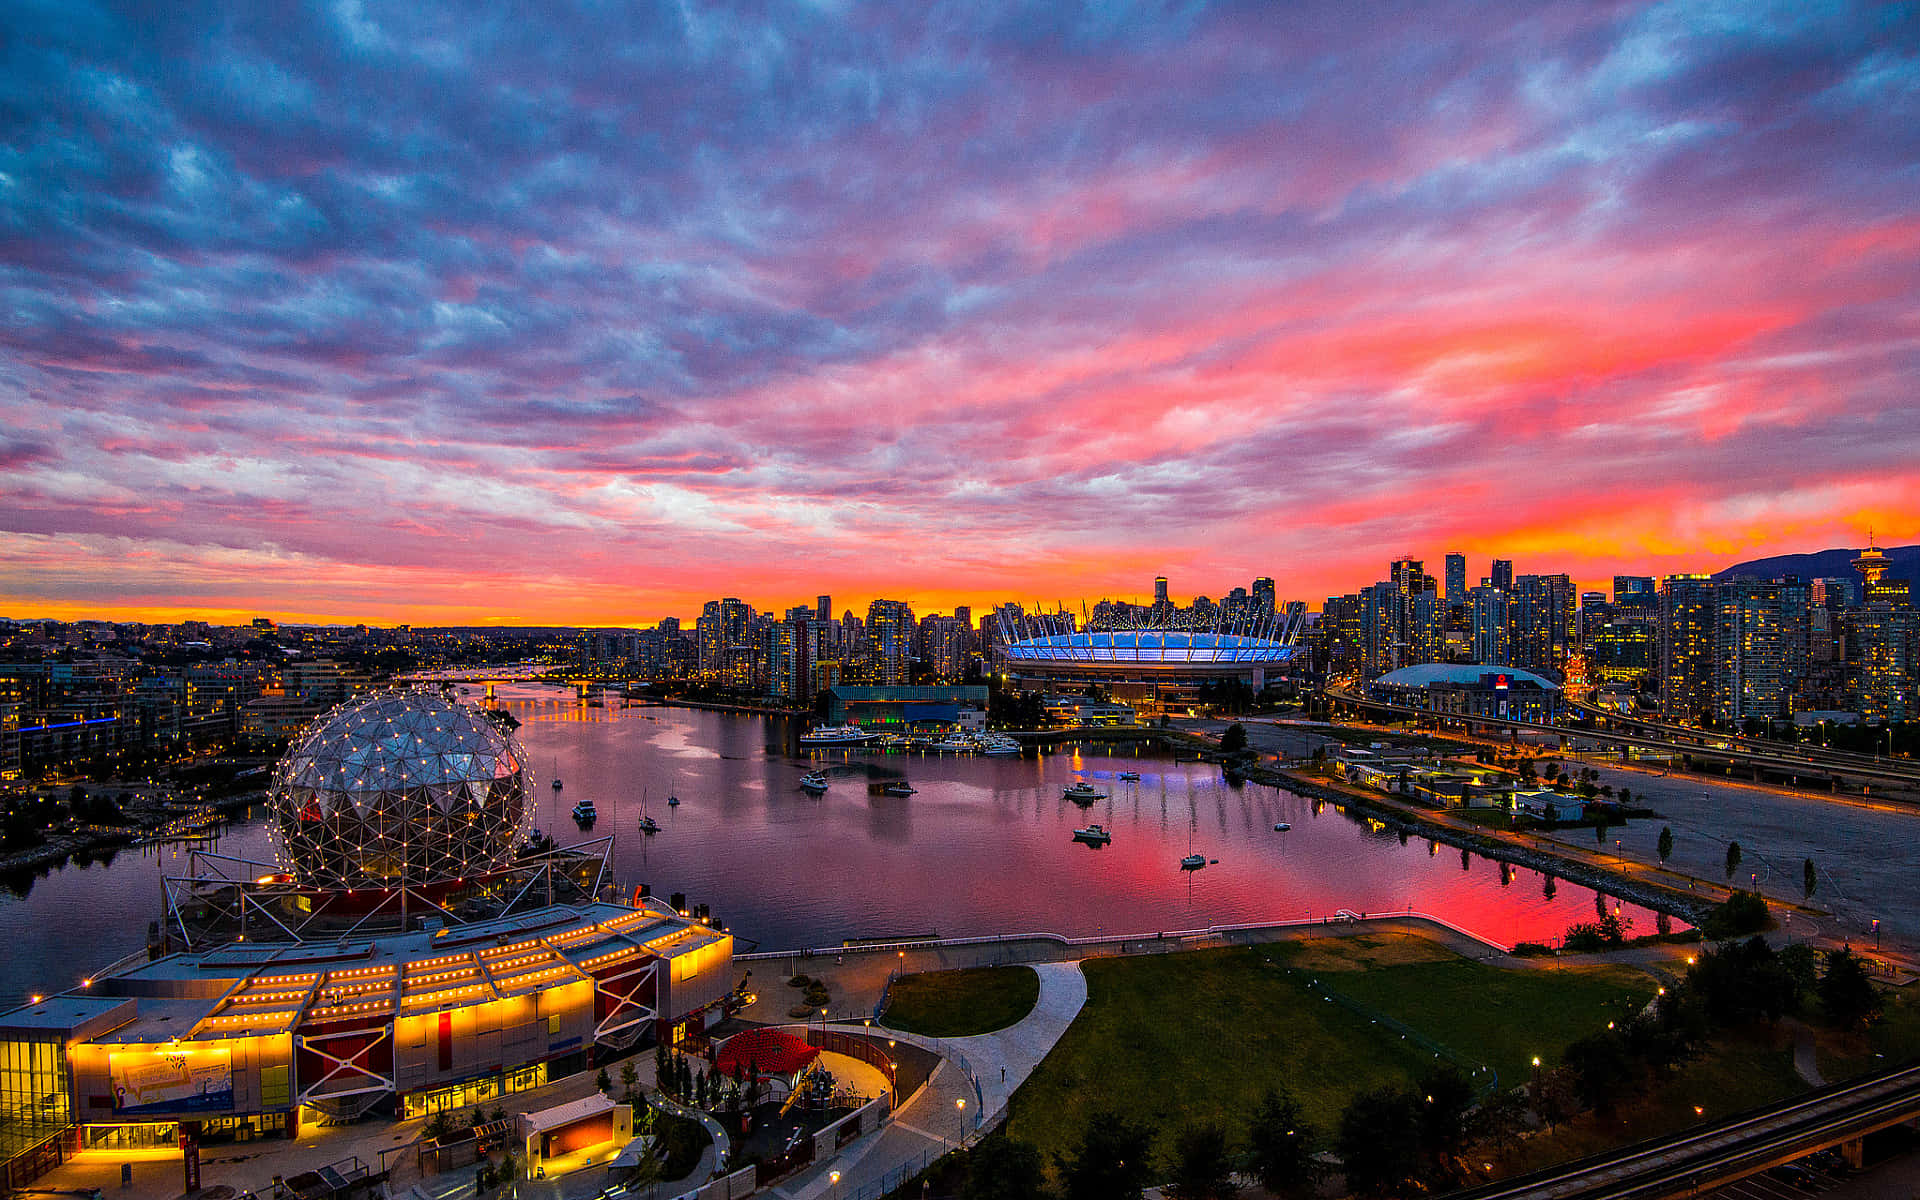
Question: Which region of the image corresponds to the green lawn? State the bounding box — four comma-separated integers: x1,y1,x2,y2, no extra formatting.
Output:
1004,935,1657,1178
1280,944,1657,1088
881,964,1040,1037
1004,945,1438,1175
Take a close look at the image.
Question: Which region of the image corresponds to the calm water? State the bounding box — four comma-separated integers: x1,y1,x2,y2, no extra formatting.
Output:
0,687,1666,1003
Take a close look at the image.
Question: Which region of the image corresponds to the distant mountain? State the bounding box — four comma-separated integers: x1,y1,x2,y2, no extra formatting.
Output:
1715,545,1920,583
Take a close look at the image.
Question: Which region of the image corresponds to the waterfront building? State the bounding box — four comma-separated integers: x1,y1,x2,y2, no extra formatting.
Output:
823,684,988,729
0,691,736,1181
998,619,1302,716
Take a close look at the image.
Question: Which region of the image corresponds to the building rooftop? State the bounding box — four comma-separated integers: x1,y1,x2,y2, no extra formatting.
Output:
1373,663,1560,690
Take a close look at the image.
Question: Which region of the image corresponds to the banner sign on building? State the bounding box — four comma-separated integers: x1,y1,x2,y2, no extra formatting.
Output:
110,1048,234,1114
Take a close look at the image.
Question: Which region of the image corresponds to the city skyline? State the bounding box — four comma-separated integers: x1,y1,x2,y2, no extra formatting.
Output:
4,4,1918,626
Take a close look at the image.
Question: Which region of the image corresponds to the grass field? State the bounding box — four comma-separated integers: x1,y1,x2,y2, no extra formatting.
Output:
1278,939,1657,1087
1003,934,1662,1177
880,964,1040,1037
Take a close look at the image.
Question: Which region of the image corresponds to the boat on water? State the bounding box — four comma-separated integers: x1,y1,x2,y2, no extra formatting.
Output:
978,734,1021,755
932,734,978,753
637,815,660,834
1117,770,1141,781
1180,853,1208,870
570,799,597,825
799,771,830,793
1072,824,1112,846
1063,781,1106,805
667,794,680,807
1273,821,1291,832
551,757,563,791
882,781,916,796
798,724,876,747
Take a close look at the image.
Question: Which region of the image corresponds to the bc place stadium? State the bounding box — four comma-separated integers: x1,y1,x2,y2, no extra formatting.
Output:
995,604,1308,714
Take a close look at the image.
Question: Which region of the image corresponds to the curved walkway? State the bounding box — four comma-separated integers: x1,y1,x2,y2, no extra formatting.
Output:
766,962,1088,1200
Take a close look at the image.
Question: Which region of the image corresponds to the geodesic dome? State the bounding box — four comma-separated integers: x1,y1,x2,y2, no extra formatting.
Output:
270,689,532,888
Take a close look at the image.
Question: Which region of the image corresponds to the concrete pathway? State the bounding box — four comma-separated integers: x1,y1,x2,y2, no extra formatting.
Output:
764,962,1088,1200
1787,1017,1828,1087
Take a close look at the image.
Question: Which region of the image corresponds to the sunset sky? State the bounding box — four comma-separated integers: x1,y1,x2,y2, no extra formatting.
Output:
3,2,1918,627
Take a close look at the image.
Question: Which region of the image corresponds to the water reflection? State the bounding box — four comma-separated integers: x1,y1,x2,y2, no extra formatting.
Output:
0,686,1670,1002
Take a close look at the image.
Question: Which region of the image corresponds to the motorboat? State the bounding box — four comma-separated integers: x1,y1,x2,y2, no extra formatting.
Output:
637,815,660,834
882,781,916,796
1180,853,1208,871
666,795,680,807
798,724,876,747
551,758,562,791
933,734,978,753
1063,781,1106,805
1273,822,1291,832
1072,824,1112,846
799,772,830,793
570,799,597,825
1116,770,1141,781
978,734,1022,755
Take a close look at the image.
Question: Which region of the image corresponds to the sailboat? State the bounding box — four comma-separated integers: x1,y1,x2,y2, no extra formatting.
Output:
551,757,563,792
638,788,659,834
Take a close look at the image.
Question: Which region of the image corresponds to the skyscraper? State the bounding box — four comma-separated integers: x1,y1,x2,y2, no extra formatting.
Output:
1251,577,1276,618
1471,585,1509,665
1154,577,1170,605
1661,575,1715,724
865,600,916,685
1491,559,1514,593
1444,553,1466,602
816,595,831,623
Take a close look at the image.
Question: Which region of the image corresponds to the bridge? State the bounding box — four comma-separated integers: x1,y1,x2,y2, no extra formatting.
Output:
400,666,619,703
1324,683,1920,797
1444,1061,1920,1199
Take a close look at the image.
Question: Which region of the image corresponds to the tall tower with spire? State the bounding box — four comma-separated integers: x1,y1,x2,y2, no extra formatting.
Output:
1853,532,1905,605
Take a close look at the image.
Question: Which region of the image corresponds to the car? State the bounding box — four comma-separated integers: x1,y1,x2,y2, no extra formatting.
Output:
1766,1162,1818,1188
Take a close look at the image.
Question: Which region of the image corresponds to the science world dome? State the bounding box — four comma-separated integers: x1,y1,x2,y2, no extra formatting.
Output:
270,689,533,889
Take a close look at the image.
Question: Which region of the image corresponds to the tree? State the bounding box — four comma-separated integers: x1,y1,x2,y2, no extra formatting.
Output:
1595,819,1608,847
1246,1086,1315,1197
1657,825,1673,864
1337,1088,1423,1196
1059,1110,1154,1200
1803,858,1817,899
1724,840,1742,880
961,1136,1048,1200
1220,723,1248,753
596,1066,612,1094
1820,948,1883,1029
1417,1064,1475,1161
1166,1123,1237,1199
1561,1030,1638,1113
1619,786,1633,805
620,1059,639,1104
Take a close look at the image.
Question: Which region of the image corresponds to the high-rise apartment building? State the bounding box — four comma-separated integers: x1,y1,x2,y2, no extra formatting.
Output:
1661,575,1716,724
866,600,916,685
1712,582,1789,723
1444,554,1467,602
1613,576,1655,600
1490,559,1514,593
1252,577,1276,617
816,595,831,623
1470,585,1509,665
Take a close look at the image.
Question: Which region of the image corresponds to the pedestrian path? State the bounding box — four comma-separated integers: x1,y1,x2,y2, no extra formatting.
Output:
765,961,1088,1200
